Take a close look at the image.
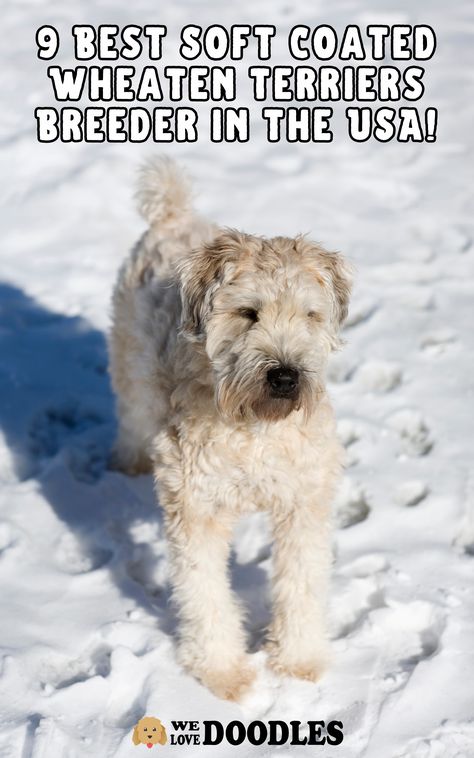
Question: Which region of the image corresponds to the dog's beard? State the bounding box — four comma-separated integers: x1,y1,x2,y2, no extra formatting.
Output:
215,360,321,423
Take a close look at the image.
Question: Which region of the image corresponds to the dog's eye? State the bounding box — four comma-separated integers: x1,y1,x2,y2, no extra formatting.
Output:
307,310,322,321
153,728,156,731
238,307,259,322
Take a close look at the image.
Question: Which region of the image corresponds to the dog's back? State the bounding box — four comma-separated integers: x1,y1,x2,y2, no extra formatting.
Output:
108,158,216,473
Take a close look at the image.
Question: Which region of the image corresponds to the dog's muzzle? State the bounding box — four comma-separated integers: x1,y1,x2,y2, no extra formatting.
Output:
266,366,300,399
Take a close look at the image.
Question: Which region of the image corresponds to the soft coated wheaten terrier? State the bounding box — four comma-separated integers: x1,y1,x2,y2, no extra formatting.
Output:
109,158,352,700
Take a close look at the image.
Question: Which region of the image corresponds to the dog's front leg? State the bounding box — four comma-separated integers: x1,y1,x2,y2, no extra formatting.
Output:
267,503,332,681
164,508,255,700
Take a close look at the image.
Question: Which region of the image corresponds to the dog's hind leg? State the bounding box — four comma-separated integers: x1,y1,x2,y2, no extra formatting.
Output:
109,399,153,475
108,303,157,476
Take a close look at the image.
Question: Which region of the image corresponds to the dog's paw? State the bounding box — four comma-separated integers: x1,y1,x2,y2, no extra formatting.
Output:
196,660,256,701
108,447,153,476
266,645,330,683
269,658,327,682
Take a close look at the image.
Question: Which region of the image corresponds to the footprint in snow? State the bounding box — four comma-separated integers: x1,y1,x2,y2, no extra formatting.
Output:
355,359,402,394
393,720,474,758
0,522,21,556
334,476,370,529
394,481,429,507
126,543,168,596
337,420,360,466
331,574,386,639
29,401,103,459
344,299,378,329
453,474,474,556
413,223,471,255
370,600,445,673
49,644,112,691
54,532,113,574
327,353,358,383
420,328,458,355
387,409,434,457
28,401,110,482
337,419,360,448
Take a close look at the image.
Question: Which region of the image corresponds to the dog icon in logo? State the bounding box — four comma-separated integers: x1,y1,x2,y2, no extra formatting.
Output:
132,717,167,748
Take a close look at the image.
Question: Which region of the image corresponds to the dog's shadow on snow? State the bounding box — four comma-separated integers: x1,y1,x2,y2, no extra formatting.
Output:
0,283,270,646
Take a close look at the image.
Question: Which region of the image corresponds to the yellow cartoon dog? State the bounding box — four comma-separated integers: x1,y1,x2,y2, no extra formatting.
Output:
132,717,167,748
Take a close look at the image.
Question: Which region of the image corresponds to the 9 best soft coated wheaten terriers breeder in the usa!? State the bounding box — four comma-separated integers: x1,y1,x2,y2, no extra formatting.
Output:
109,158,352,700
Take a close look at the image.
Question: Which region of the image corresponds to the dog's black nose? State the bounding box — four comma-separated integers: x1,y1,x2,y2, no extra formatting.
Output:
267,366,299,397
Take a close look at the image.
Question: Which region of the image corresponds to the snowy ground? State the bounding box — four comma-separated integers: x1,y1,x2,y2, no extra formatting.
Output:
1,0,474,756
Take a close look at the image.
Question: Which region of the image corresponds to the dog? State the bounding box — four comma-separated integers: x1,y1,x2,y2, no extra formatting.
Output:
132,716,167,747
109,157,352,700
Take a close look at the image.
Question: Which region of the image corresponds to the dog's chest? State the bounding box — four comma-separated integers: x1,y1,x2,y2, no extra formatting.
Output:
188,418,333,513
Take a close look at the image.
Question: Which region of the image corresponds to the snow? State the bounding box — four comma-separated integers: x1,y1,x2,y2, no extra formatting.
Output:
1,0,473,756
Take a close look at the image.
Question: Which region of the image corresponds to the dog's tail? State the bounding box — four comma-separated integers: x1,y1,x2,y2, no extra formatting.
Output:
136,156,195,241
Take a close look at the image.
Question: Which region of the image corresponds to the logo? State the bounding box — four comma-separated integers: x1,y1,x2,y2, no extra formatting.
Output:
131,717,344,748
132,717,167,749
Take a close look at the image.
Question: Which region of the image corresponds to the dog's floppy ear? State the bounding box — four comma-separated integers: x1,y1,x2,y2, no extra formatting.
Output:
303,242,352,342
319,249,353,329
132,725,141,745
158,723,168,745
297,237,352,334
177,229,244,339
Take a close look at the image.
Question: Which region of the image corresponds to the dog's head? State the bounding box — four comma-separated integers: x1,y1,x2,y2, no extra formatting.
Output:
132,717,167,747
178,230,352,423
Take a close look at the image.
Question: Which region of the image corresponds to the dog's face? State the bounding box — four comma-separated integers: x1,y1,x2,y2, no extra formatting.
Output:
132,717,167,747
179,230,352,423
